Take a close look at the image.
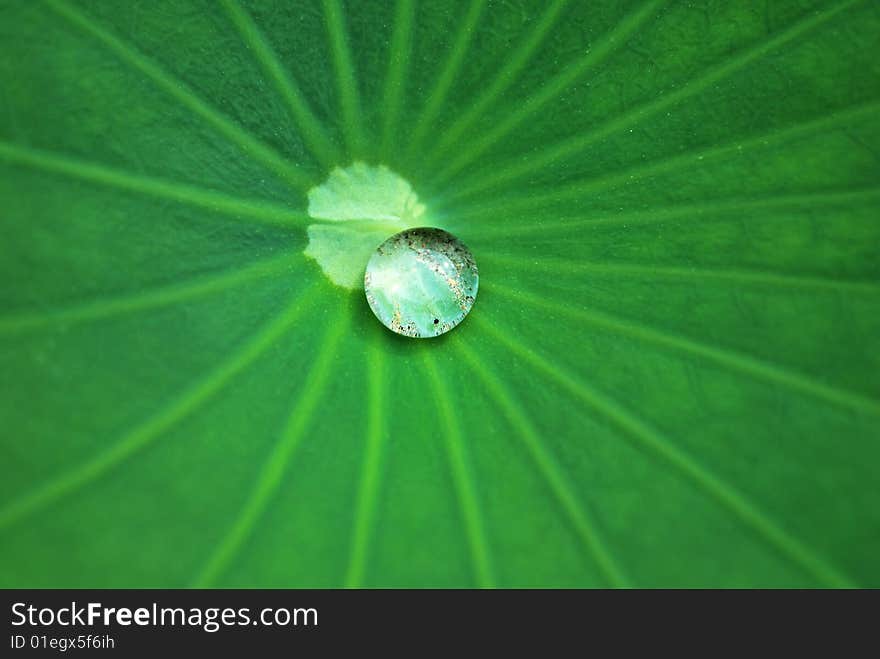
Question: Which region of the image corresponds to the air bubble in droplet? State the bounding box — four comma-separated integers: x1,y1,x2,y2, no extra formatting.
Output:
364,227,478,338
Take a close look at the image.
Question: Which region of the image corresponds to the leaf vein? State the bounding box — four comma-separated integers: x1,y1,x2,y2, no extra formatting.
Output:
322,0,367,156
191,306,350,587
454,337,631,587
44,0,315,191
475,315,858,588
344,337,386,588
431,0,667,186
421,0,570,170
423,352,495,587
487,283,880,416
404,0,487,162
448,0,866,199
481,254,880,295
0,285,321,532
220,0,341,169
0,252,303,334
0,141,309,227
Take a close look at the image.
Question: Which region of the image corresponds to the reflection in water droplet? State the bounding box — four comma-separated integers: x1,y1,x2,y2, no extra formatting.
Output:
365,228,479,338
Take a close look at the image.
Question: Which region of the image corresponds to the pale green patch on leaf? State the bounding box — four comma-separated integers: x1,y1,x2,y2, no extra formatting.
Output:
304,162,426,288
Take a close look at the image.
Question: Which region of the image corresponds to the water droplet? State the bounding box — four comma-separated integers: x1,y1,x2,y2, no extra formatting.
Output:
365,228,478,338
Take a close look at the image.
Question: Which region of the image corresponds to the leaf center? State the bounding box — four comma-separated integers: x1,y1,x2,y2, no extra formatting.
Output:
304,162,426,289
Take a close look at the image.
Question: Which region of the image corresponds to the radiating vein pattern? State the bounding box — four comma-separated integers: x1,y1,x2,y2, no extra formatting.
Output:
459,188,880,234
345,338,386,588
0,252,303,334
192,306,351,587
486,283,880,417
322,0,366,156
423,353,495,588
453,337,630,587
449,99,880,209
381,0,415,159
0,141,309,227
430,0,667,186
2,0,878,589
0,285,320,531
481,253,880,294
404,0,486,161
421,0,569,171
444,0,867,200
44,0,316,191
220,0,341,169
474,315,857,588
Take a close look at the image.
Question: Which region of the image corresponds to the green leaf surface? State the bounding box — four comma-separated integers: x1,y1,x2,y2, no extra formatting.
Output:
1,0,878,588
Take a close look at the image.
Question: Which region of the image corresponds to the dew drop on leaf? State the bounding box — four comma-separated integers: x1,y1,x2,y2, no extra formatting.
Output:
365,228,479,338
